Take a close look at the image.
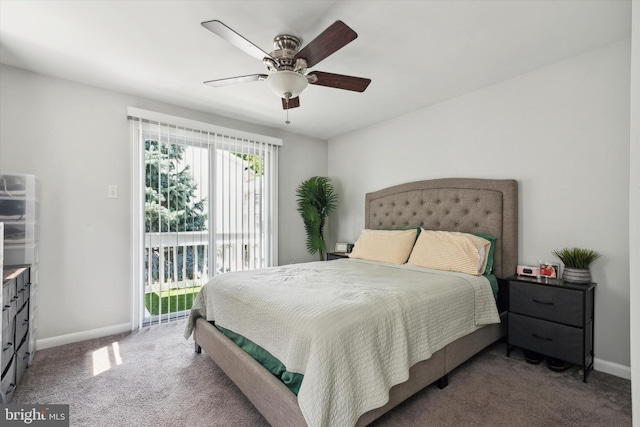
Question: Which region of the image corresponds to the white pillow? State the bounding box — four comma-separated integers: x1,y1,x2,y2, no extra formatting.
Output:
349,229,418,264
407,230,491,275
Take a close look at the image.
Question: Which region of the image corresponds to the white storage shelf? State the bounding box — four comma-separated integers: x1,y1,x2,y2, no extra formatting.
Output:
0,174,39,266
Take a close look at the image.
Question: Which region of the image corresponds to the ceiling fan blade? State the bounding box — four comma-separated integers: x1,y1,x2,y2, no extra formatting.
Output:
294,20,357,68
282,97,300,110
204,74,268,87
308,71,371,92
202,20,273,62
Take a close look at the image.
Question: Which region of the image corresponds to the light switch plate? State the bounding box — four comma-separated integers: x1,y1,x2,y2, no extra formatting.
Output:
107,185,118,199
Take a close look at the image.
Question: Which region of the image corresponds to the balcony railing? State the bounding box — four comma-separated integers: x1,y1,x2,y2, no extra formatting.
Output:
143,230,263,322
145,231,208,289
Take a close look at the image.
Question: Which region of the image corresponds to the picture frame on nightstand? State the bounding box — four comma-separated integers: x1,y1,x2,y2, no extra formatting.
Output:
539,261,560,279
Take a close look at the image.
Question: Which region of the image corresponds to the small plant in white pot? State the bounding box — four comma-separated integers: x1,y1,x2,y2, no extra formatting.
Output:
552,247,601,283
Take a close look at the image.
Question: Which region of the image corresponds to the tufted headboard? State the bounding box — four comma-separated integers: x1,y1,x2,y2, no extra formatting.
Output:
365,178,518,279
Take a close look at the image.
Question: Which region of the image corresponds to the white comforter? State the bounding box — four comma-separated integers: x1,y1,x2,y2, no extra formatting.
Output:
185,258,500,427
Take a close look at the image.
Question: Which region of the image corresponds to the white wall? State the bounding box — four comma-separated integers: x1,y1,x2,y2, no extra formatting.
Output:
629,1,639,423
0,64,327,345
328,41,631,375
275,129,331,265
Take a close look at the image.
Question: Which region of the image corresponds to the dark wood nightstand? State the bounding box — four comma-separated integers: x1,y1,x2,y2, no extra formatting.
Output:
507,275,595,381
326,252,349,261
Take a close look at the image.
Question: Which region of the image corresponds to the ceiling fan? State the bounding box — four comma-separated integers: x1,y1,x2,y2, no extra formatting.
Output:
201,19,371,119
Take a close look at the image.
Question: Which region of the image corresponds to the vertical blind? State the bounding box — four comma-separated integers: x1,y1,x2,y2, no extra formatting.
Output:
128,108,280,328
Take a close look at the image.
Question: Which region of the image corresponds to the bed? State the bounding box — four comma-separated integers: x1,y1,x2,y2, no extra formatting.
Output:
185,177,518,427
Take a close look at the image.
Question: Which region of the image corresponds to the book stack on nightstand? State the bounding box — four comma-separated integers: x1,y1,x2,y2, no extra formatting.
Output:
507,275,595,382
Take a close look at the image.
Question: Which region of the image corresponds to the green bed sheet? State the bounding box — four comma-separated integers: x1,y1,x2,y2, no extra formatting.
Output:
213,323,304,395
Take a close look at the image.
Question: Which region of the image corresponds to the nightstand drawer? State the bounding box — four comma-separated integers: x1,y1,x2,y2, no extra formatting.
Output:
510,281,583,326
509,312,583,365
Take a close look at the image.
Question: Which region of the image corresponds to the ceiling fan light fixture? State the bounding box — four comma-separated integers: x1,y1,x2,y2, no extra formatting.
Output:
266,70,308,99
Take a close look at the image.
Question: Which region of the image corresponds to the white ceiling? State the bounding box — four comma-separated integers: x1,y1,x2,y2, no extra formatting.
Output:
0,1,631,140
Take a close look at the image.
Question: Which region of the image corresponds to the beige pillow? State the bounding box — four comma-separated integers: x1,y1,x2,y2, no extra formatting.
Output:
349,229,418,264
407,230,491,275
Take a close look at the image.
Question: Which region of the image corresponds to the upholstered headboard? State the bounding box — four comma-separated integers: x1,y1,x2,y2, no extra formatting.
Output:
365,178,518,279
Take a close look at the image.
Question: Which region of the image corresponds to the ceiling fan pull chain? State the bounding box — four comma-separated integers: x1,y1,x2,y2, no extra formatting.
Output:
285,94,291,124
286,100,290,124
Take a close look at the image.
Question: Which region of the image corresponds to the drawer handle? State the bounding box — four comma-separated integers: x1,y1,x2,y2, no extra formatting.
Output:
12,296,20,301
3,342,13,351
532,333,553,342
532,299,554,306
6,383,17,393
23,352,31,360
3,304,10,311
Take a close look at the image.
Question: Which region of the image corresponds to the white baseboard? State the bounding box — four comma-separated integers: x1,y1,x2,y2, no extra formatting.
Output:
36,323,132,351
594,357,631,380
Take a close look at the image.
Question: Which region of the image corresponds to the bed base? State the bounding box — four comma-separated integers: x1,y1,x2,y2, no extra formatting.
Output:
194,313,506,427
193,177,517,426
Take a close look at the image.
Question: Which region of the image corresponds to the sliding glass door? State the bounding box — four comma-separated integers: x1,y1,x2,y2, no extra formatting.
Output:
129,109,279,328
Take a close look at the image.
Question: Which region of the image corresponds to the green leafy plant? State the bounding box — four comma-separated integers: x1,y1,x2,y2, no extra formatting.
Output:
552,247,601,269
296,177,338,261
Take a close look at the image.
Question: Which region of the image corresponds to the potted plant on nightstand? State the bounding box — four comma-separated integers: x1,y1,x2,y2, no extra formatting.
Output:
552,247,601,283
296,176,338,261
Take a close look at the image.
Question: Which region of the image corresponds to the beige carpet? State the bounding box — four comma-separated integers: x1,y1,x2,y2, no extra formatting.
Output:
12,320,631,426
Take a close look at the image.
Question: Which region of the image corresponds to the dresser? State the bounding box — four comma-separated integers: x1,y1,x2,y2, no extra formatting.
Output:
507,276,595,381
1,265,31,403
326,252,349,261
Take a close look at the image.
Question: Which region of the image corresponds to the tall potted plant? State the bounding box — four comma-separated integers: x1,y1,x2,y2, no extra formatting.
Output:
552,247,601,283
296,176,338,261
